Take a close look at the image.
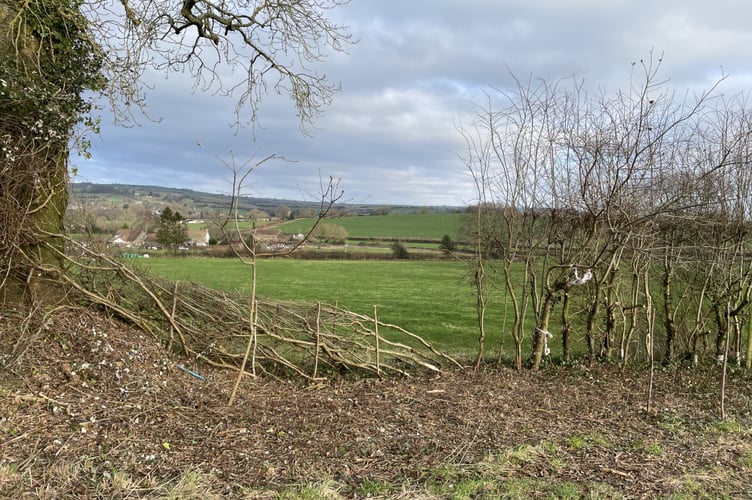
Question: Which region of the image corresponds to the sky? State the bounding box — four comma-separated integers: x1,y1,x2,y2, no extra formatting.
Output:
75,0,752,207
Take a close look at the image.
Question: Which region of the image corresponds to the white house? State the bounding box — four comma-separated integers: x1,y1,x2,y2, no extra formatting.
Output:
188,228,211,247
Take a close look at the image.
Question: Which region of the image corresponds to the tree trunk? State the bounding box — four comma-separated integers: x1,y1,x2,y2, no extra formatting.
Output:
745,315,752,370
713,303,727,362
473,263,487,370
1,147,69,305
0,1,70,305
662,259,676,363
601,266,619,360
585,279,601,364
532,290,556,370
561,290,571,363
503,260,524,371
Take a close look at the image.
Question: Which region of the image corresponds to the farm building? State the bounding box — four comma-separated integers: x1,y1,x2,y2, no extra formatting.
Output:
111,229,147,248
187,228,211,247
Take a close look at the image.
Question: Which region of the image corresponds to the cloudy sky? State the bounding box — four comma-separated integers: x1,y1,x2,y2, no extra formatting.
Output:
76,0,752,206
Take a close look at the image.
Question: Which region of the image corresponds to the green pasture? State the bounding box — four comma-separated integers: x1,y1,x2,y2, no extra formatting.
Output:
137,257,551,359
278,213,465,240
305,243,442,256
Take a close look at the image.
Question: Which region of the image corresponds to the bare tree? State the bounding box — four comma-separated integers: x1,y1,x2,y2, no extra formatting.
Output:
93,0,352,129
460,75,575,369
201,147,343,404
458,110,497,370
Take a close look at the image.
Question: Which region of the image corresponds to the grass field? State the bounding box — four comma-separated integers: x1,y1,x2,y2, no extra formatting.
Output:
277,212,465,240
139,257,543,358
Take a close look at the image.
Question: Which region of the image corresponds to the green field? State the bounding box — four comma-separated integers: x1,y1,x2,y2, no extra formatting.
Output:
278,212,465,240
138,257,537,358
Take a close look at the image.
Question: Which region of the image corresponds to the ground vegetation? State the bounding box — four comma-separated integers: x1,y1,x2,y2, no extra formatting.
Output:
1,308,750,498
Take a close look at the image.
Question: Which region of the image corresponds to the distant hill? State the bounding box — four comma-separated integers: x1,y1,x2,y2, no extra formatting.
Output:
69,182,322,215
68,182,464,217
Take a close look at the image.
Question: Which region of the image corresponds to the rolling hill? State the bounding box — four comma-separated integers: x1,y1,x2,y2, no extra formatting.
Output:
68,182,464,218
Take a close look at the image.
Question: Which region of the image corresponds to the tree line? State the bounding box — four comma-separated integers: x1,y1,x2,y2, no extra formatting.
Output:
460,57,752,371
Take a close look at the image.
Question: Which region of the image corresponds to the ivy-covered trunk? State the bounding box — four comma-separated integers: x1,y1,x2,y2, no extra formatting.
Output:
0,141,69,304
0,0,103,304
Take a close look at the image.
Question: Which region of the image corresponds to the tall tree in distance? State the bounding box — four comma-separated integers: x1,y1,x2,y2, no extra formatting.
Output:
156,207,188,254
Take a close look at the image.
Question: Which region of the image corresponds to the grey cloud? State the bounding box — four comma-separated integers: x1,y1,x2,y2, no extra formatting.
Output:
78,0,752,206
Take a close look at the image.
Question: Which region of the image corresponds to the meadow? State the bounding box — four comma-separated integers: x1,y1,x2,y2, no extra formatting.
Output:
139,257,539,358
277,212,465,240
137,213,589,361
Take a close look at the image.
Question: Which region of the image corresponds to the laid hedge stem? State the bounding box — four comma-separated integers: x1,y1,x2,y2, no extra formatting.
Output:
167,281,179,353
313,301,321,379
647,309,655,414
721,302,731,419
374,304,381,378
645,269,655,414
